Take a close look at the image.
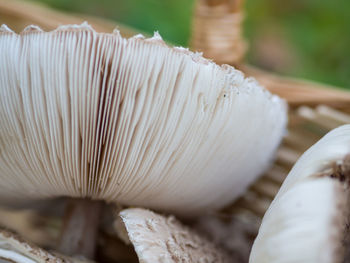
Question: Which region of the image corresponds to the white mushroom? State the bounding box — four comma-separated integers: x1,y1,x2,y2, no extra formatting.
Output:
250,124,350,263
0,230,90,263
119,208,231,263
0,23,287,257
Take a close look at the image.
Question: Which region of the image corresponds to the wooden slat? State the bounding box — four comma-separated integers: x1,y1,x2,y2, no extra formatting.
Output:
242,65,350,109
0,0,138,36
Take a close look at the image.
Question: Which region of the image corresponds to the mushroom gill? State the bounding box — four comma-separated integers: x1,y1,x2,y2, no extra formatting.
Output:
0,23,287,258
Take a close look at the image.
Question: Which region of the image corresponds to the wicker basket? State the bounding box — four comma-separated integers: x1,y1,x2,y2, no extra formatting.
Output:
190,1,350,261
1,0,350,262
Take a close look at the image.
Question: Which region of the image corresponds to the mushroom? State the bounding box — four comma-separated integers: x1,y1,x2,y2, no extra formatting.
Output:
119,208,231,263
0,23,287,258
0,230,91,263
250,124,350,263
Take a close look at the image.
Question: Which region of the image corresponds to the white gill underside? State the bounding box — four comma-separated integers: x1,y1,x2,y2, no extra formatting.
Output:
0,24,287,214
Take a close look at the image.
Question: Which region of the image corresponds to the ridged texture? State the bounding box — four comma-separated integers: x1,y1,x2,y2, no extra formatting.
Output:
250,125,350,263
0,23,287,214
190,0,247,65
120,208,231,263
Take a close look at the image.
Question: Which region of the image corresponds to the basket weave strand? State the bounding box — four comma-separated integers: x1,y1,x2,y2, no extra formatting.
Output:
191,0,247,65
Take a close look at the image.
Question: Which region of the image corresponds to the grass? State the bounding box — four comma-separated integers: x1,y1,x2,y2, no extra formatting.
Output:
28,0,350,89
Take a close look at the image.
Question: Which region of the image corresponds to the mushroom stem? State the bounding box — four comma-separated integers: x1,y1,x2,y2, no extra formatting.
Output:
58,198,102,259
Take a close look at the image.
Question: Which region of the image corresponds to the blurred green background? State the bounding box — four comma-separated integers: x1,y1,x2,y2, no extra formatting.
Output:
29,0,350,89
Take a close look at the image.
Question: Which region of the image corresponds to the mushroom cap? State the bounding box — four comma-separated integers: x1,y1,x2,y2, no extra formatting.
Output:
250,125,350,263
119,208,231,263
0,230,90,263
0,23,287,214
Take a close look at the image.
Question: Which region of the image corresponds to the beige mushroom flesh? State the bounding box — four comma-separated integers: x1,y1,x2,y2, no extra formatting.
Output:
0,229,91,263
118,208,231,263
0,23,287,259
